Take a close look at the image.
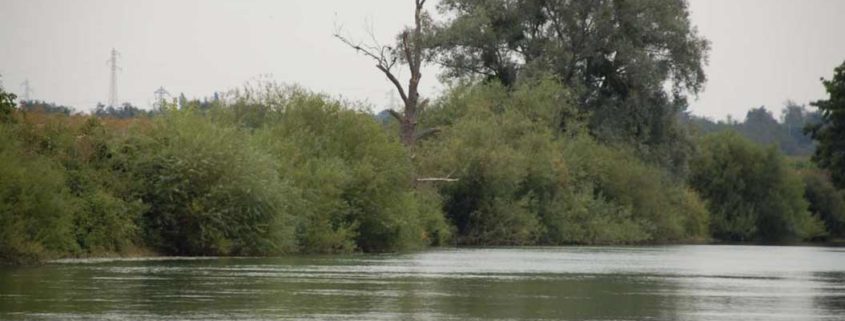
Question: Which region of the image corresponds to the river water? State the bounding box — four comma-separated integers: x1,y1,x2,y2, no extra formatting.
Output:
1,245,844,320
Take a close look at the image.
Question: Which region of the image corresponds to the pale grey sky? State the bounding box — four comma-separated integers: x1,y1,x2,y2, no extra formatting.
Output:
0,0,844,120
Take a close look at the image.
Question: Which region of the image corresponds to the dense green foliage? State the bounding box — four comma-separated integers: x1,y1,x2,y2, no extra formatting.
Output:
427,0,708,173
244,88,450,252
0,125,76,264
0,89,15,122
0,85,452,263
4,73,845,264
807,61,845,188
689,132,826,242
125,110,296,255
0,114,144,263
419,80,708,245
801,169,845,238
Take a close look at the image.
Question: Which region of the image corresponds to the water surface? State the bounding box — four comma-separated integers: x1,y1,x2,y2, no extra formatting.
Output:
2,245,844,320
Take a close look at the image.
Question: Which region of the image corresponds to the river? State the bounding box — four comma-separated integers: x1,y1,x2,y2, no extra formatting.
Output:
1,245,844,320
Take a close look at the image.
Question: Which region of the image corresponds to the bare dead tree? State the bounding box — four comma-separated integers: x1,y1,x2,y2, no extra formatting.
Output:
335,0,456,185
334,0,437,150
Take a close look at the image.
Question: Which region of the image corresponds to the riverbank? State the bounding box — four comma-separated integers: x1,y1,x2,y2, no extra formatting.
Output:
5,240,842,267
2,82,843,266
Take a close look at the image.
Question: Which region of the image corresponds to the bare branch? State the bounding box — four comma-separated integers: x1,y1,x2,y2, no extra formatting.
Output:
387,109,402,121
376,65,409,104
415,127,440,140
333,33,384,64
334,0,430,150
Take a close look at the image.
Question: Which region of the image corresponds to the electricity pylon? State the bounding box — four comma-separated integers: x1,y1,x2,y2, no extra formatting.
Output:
107,48,121,107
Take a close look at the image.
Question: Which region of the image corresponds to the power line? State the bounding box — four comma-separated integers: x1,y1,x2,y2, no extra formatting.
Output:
107,48,121,107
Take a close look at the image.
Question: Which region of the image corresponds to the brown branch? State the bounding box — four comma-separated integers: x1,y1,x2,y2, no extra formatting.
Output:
333,33,383,64
334,32,409,105
415,127,440,140
376,65,409,105
387,109,402,121
334,0,429,149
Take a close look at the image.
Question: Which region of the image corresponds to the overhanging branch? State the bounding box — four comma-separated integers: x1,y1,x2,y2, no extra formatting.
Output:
387,109,402,121
415,127,441,140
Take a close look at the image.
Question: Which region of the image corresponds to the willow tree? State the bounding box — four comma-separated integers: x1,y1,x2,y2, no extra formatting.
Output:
425,0,710,173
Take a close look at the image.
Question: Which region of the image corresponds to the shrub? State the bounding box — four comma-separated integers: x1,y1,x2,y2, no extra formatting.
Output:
690,131,826,242
419,80,708,245
125,109,296,255
562,135,710,243
251,88,450,252
0,124,77,264
801,169,845,238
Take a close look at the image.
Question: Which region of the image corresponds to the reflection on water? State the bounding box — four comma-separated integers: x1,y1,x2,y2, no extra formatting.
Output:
1,245,844,320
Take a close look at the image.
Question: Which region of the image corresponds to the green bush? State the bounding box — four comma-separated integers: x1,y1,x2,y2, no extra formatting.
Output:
801,170,845,238
562,135,710,243
419,80,708,245
0,124,77,264
26,116,146,254
418,83,557,245
125,109,296,255
690,131,826,242
67,118,145,254
250,88,450,253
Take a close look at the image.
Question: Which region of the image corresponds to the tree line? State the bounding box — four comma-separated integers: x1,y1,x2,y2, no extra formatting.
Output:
683,102,819,156
2,0,845,264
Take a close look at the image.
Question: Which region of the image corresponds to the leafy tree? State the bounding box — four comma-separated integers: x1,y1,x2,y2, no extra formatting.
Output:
427,0,709,172
690,131,826,242
801,169,845,238
739,106,781,147
419,80,709,245
780,102,817,155
807,61,845,188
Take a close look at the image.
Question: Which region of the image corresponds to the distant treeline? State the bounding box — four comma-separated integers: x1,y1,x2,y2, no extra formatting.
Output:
683,103,819,156
3,0,845,265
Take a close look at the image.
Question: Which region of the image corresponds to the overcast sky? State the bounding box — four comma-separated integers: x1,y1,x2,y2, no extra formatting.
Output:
1,0,844,120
